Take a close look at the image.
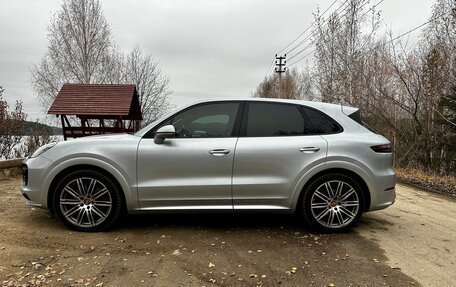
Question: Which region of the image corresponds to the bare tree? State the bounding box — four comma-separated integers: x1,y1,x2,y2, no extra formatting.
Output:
31,0,114,110
256,0,456,175
18,122,56,158
123,46,173,125
0,86,27,159
31,0,172,125
313,0,381,106
254,68,308,100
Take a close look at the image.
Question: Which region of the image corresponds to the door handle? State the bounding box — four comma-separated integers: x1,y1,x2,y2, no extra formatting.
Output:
209,149,230,156
299,147,320,153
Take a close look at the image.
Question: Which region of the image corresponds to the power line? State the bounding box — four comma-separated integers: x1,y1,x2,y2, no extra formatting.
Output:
368,16,440,53
276,0,340,55
264,57,276,79
284,0,350,56
286,0,377,62
287,43,314,62
288,11,446,68
358,0,384,19
288,49,316,67
286,0,383,63
288,0,385,66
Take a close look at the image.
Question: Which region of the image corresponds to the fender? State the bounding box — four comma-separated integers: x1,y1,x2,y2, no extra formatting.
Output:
289,159,376,211
40,156,137,210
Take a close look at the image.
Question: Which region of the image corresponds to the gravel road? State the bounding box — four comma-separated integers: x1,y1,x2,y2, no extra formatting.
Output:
0,178,454,287
355,184,456,287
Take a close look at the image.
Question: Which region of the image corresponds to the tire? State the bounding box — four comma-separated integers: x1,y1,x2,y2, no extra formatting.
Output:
53,169,123,232
300,173,365,233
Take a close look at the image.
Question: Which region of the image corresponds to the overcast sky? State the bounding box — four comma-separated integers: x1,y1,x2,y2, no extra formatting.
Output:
0,0,434,122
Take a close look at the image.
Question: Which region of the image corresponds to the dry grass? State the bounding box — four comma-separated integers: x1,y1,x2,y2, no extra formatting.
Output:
396,167,456,197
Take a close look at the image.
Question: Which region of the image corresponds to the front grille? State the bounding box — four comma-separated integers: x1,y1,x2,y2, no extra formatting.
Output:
22,164,28,186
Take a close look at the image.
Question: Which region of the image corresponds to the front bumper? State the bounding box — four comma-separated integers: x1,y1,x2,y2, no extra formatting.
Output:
20,156,53,208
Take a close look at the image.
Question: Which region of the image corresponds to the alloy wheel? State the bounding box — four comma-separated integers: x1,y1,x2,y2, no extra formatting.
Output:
59,177,112,228
310,180,360,229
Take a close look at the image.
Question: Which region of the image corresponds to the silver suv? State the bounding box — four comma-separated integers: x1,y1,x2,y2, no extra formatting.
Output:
21,99,396,232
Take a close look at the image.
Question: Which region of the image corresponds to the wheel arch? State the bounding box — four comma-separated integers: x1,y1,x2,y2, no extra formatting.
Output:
44,160,134,214
294,167,371,213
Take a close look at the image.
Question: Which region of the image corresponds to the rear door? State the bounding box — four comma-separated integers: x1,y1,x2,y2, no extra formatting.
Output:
232,102,328,210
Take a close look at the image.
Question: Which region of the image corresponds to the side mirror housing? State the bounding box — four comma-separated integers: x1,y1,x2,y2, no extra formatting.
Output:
154,125,175,144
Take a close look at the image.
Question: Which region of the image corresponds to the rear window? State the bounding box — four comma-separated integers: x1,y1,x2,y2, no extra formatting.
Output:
347,110,377,133
301,106,342,134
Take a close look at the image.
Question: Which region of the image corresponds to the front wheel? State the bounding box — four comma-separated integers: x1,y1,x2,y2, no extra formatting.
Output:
53,169,123,232
300,173,365,232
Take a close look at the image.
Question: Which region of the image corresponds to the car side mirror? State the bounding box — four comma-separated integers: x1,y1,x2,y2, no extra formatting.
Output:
154,125,175,144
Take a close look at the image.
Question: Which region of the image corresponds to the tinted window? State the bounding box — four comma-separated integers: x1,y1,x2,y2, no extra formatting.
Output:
301,106,342,134
245,103,305,137
162,102,240,138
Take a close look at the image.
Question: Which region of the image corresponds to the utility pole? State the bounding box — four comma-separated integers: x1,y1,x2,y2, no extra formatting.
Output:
275,54,287,98
275,54,287,74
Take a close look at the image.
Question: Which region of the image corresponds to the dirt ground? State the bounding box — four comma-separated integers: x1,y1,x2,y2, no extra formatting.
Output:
0,178,454,287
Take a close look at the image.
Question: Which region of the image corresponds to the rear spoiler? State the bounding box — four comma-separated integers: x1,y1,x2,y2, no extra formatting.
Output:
341,105,359,116
341,105,377,133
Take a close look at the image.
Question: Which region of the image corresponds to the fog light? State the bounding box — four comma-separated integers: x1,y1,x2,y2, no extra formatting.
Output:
22,192,31,200
22,164,28,186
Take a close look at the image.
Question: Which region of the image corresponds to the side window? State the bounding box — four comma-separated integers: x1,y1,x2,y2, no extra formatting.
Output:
245,102,305,137
165,102,240,138
301,106,342,134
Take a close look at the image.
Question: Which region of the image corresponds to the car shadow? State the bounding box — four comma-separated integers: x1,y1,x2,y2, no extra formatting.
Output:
118,212,309,232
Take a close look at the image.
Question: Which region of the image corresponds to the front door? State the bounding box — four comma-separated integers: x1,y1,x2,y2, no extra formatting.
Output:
137,101,242,210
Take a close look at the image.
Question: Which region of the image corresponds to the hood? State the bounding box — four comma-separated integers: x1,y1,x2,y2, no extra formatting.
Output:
69,133,139,141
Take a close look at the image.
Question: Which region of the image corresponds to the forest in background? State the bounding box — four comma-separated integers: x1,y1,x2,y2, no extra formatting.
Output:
255,0,456,177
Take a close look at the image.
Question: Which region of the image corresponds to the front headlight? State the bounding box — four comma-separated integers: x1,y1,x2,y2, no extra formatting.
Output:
30,142,58,158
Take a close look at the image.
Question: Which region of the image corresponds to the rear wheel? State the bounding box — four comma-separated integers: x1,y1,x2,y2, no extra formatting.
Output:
300,173,365,232
53,169,122,232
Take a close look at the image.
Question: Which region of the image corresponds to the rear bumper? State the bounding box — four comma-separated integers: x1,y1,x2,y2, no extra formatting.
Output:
367,172,396,211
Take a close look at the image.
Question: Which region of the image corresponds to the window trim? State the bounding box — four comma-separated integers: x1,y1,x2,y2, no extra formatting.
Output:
239,101,306,137
143,101,245,139
239,101,343,137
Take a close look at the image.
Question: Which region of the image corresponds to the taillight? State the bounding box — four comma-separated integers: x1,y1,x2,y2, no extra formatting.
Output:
371,144,392,153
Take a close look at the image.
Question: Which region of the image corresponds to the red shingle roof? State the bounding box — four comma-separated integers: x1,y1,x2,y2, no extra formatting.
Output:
48,84,142,119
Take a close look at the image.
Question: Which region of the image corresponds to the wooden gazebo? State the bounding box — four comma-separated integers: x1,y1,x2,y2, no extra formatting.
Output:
48,84,143,140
